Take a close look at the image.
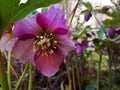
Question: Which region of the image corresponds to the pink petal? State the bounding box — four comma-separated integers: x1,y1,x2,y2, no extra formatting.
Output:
13,15,39,39
35,51,63,77
36,6,70,35
0,33,18,51
57,36,75,56
46,6,66,26
37,6,67,32
53,27,68,35
76,44,84,55
37,13,49,30
12,39,35,63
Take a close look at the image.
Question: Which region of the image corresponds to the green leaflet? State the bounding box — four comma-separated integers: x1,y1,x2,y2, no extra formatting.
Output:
0,0,62,36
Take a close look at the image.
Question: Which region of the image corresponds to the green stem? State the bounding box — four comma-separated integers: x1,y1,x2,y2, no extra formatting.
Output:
75,56,81,90
72,64,76,90
108,51,112,90
96,53,102,90
15,64,28,90
7,51,12,90
28,62,33,90
0,52,9,90
108,60,112,90
66,57,72,90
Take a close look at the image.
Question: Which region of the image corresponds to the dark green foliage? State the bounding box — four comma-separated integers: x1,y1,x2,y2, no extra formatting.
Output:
0,0,62,36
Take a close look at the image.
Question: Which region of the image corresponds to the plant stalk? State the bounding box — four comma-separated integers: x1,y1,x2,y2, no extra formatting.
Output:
7,51,12,90
0,52,9,90
28,62,33,90
108,50,112,90
15,64,28,90
72,64,76,90
75,56,81,90
96,53,102,90
66,57,72,90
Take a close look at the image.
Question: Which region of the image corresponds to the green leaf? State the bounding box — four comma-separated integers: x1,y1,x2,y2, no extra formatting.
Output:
93,38,104,49
60,82,64,90
97,28,104,39
102,18,120,28
72,28,86,39
0,0,62,35
80,2,93,11
41,7,48,13
106,11,119,18
81,9,89,14
92,9,99,14
93,38,120,50
12,0,62,21
85,83,96,90
102,39,120,49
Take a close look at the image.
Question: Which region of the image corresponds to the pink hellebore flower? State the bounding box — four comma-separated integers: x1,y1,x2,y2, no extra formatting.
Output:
0,30,18,51
12,6,74,77
73,40,88,55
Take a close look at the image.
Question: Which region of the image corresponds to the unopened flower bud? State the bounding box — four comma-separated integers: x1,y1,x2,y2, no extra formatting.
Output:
107,28,116,38
84,12,92,21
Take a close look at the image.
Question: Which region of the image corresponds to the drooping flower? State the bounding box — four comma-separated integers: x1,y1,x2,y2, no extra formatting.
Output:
11,6,74,77
73,40,88,55
0,26,18,51
107,28,116,38
84,12,92,21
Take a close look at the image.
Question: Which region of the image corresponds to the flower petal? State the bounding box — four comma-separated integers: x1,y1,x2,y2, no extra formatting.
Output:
0,33,18,51
13,15,39,39
76,44,84,55
37,13,49,30
37,6,69,35
40,6,66,31
12,39,35,63
57,36,75,56
53,27,68,35
35,51,63,77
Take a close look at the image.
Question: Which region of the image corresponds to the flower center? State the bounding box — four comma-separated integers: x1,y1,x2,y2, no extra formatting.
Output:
34,31,58,51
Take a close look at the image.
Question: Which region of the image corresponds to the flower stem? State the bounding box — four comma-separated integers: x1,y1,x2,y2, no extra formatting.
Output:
66,57,72,90
15,64,28,90
108,60,112,90
108,50,112,90
75,56,81,90
72,64,76,90
0,52,9,90
7,51,12,90
28,62,33,90
96,53,102,90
